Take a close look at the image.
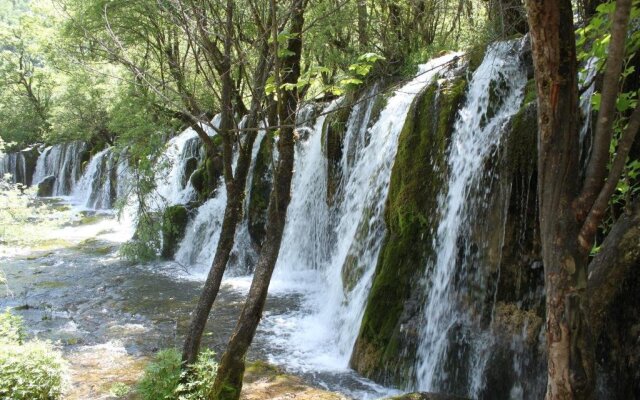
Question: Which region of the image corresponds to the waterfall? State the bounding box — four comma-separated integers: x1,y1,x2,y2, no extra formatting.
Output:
413,40,528,396
173,119,265,276
152,127,204,209
264,53,461,373
72,148,121,210
33,141,87,195
0,152,26,184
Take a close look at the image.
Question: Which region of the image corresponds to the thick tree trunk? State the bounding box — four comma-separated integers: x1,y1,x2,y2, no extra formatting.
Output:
180,14,272,366
524,1,594,398
588,201,640,337
208,1,305,399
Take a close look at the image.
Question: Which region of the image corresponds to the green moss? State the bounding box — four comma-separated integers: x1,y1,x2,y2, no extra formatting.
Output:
352,76,467,385
190,152,223,201
467,42,488,73
507,101,537,176
523,78,537,105
248,135,273,246
161,205,189,259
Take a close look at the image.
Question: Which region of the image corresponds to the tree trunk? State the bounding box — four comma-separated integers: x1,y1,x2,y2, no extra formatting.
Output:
524,0,594,398
208,1,305,399
588,201,640,337
357,0,368,50
180,3,272,366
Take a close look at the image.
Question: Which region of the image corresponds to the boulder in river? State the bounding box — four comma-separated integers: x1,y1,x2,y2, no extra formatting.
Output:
37,175,56,197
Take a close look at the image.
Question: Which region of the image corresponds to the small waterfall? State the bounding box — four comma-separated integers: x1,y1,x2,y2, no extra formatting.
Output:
413,40,528,396
265,53,461,372
33,141,87,195
73,148,120,209
153,127,204,208
0,152,26,184
579,57,598,167
173,120,265,275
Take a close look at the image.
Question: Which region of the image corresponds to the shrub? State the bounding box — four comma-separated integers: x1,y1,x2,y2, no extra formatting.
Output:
0,310,67,400
138,348,218,400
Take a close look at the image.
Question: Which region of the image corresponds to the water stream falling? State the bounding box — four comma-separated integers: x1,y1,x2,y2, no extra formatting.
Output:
263,53,461,379
0,151,27,184
413,40,528,397
33,141,87,195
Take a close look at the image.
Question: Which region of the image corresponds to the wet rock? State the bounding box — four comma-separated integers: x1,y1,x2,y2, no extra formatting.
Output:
248,134,273,247
20,146,39,186
37,175,56,197
351,75,467,386
183,156,198,187
161,205,189,259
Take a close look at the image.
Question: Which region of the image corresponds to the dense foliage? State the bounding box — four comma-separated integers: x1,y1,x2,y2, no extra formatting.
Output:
0,310,67,400
138,348,218,400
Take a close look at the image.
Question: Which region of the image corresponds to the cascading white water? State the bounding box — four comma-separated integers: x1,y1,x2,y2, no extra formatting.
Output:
152,127,204,208
413,40,528,396
263,53,461,376
0,152,26,184
579,57,598,165
33,141,87,195
173,123,265,276
73,148,119,210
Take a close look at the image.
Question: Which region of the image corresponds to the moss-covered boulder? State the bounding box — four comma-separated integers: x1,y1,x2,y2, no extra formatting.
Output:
37,175,56,197
350,76,467,385
190,153,224,201
161,205,189,259
248,135,273,247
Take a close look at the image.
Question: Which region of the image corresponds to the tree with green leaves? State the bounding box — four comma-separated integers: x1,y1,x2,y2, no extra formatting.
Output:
524,0,639,398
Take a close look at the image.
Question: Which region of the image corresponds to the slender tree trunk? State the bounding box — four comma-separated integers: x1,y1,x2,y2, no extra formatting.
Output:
181,5,273,366
357,0,368,50
208,1,305,399
525,1,594,398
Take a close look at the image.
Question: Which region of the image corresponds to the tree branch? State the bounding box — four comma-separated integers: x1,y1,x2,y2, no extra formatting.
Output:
577,0,632,217
578,103,640,250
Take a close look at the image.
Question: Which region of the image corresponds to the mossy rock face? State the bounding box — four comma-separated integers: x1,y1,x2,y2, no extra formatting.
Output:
248,135,273,247
350,75,467,386
183,157,198,188
190,152,224,201
322,98,352,205
20,146,39,186
161,205,189,259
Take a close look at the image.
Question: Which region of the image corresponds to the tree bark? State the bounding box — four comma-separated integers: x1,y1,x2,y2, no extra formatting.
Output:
357,0,368,50
524,1,594,398
208,1,305,399
588,201,640,337
180,1,273,367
